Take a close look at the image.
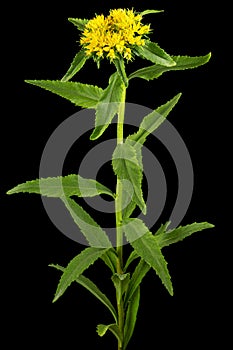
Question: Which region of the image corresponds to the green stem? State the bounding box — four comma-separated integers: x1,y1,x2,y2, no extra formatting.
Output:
115,86,126,350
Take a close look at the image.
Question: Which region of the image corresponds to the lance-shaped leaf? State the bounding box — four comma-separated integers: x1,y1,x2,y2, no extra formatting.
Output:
114,58,128,87
25,80,103,109
112,143,146,214
124,259,150,306
124,250,139,272
155,222,214,249
100,249,118,274
123,287,140,350
61,49,87,82
62,197,112,248
97,324,123,345
53,247,108,302
135,41,176,67
50,264,117,322
129,53,211,81
140,9,164,16
90,72,125,140
7,175,115,199
127,93,182,146
68,17,88,31
123,218,173,295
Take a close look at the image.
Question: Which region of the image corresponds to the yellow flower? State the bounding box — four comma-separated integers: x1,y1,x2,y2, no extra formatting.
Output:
80,8,151,62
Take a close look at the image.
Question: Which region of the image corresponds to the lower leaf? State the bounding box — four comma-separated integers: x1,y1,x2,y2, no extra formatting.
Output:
53,247,108,302
123,287,140,350
97,324,123,346
50,264,117,322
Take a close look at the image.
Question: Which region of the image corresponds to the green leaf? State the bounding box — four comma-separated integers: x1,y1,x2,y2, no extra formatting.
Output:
135,41,176,67
114,58,128,87
97,324,122,345
100,249,118,273
124,250,139,272
90,72,125,140
123,287,140,350
68,17,88,31
62,197,112,248
111,273,130,302
50,264,117,322
140,9,164,16
25,80,103,109
129,53,211,81
155,222,214,249
123,218,173,295
61,49,87,82
7,175,115,199
112,143,146,214
53,247,108,302
121,179,137,219
124,259,150,306
127,93,182,146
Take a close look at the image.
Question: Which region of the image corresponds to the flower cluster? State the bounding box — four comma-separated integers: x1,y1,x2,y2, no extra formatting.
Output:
80,9,151,62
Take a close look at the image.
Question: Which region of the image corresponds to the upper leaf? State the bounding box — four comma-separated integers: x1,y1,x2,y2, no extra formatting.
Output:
134,41,176,67
114,58,128,87
68,18,88,31
112,143,146,215
61,49,87,82
155,222,214,249
129,53,211,81
62,197,112,248
25,80,103,109
7,175,115,199
127,93,182,146
53,246,108,302
50,264,117,322
140,9,164,16
123,218,173,295
90,72,125,140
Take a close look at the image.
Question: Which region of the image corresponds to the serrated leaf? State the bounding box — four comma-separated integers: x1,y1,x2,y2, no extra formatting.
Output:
135,41,176,67
123,218,173,295
140,9,164,16
121,179,137,219
114,58,128,87
127,93,182,146
7,175,115,199
62,197,112,248
123,287,140,350
112,143,146,214
124,259,150,306
68,17,88,31
25,80,103,108
90,72,125,140
129,53,211,81
97,324,122,345
53,247,108,302
61,49,87,81
50,264,117,322
155,222,214,249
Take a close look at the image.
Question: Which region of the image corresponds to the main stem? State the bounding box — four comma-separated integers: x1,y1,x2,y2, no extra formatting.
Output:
115,86,126,350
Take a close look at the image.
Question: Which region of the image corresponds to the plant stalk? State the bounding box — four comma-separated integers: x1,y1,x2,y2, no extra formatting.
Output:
115,86,126,350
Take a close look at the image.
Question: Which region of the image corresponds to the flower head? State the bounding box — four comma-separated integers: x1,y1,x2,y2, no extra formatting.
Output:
80,9,151,62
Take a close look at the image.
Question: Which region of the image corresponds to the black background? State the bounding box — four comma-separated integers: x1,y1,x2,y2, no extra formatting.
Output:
2,0,230,348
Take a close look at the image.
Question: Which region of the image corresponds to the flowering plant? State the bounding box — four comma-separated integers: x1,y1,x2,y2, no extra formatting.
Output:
7,9,214,350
